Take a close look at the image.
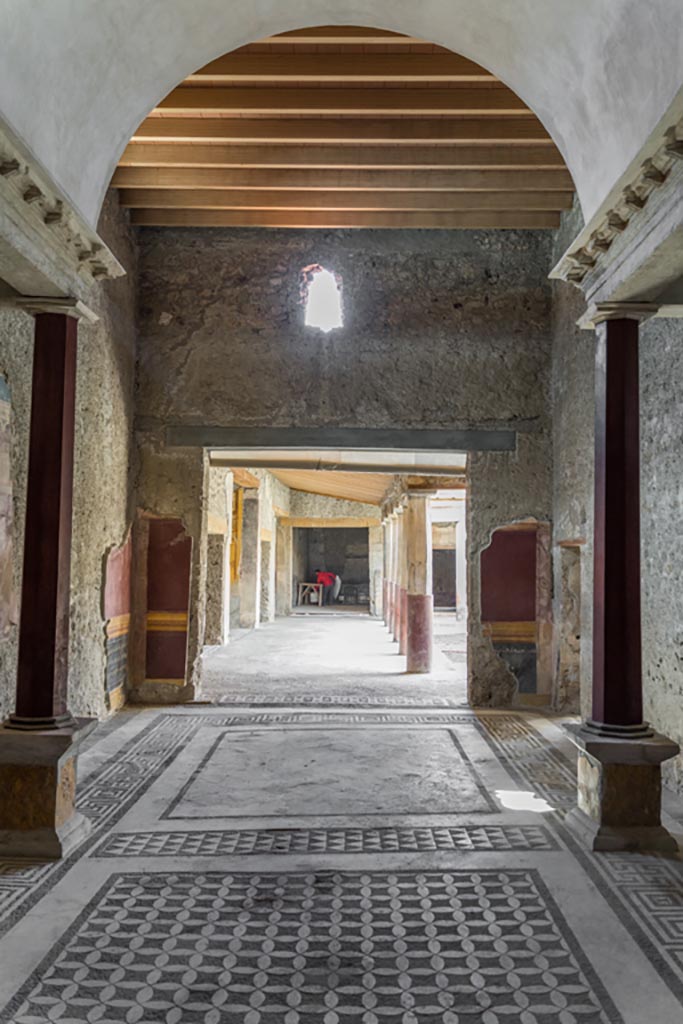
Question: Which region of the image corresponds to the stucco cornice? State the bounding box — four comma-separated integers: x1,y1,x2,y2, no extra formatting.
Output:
551,109,683,294
0,118,124,298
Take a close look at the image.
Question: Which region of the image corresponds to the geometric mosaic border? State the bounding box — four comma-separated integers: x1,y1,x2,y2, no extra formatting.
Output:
213,693,456,706
476,713,683,1004
92,823,560,857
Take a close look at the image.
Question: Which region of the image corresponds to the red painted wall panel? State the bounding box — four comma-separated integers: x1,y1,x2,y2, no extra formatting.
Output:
104,533,132,620
481,528,536,622
147,519,191,612
145,517,191,681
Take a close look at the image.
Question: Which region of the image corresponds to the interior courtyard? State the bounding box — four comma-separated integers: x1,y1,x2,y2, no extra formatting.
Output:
1,4,683,1021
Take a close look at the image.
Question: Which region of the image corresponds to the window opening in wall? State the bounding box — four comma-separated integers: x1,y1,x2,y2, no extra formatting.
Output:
302,264,343,332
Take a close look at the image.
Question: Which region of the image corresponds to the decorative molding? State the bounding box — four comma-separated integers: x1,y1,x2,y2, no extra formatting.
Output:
551,115,683,288
145,611,188,632
482,620,536,643
577,301,660,330
0,295,99,323
0,117,124,295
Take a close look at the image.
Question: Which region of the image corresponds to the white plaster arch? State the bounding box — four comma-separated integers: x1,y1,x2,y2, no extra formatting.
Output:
1,1,682,228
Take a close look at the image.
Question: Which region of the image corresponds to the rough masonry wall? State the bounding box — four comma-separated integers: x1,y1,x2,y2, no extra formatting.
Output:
0,192,137,721
136,226,553,706
136,228,552,435
130,441,208,701
640,315,683,792
288,491,379,522
550,201,593,716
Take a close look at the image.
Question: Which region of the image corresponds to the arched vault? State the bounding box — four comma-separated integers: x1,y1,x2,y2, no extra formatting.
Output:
0,1,681,228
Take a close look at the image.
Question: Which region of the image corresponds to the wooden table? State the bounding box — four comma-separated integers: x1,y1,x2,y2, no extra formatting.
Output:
297,582,323,606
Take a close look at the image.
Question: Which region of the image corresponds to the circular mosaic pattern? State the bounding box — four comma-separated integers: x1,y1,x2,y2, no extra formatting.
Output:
9,870,616,1023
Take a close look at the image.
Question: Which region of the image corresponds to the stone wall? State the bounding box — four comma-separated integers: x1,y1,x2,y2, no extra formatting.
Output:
640,315,683,792
137,226,553,706
136,228,552,435
129,439,208,702
0,192,137,721
289,491,380,522
549,201,593,715
204,466,232,646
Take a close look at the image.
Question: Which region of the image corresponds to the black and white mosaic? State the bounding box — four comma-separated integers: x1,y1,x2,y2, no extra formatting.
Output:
3,707,683,1016
4,870,620,1024
93,824,559,858
215,693,455,706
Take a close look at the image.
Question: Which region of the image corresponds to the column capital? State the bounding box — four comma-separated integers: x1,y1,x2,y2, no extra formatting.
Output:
0,295,99,323
578,301,659,330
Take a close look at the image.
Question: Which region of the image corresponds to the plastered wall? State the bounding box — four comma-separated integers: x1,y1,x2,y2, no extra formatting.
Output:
0,192,137,720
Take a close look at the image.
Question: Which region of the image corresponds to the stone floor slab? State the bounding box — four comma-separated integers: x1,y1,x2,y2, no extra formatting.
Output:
165,727,493,820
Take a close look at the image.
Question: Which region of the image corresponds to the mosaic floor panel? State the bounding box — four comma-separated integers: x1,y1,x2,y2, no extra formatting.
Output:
1,699,683,1022
5,870,619,1024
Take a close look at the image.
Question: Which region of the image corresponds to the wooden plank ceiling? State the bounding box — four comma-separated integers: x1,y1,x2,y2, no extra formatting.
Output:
270,469,394,506
115,26,573,230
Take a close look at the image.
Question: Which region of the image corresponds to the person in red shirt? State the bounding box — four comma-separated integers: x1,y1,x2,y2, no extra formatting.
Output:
315,569,336,605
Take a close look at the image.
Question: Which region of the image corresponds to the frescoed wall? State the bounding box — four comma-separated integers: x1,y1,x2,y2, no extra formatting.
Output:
103,533,132,710
480,523,552,701
145,518,192,684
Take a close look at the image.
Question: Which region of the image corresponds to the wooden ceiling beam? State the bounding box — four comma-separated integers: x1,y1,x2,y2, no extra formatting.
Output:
188,53,493,83
119,188,574,211
132,117,553,144
120,142,565,169
113,166,574,191
155,86,530,116
129,208,561,229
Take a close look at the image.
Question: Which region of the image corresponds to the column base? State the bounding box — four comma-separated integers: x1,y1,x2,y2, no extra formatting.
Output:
0,810,92,859
564,807,678,854
565,723,680,853
0,717,95,859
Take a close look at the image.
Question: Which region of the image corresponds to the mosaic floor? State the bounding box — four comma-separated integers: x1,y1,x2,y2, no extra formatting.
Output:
2,620,683,1021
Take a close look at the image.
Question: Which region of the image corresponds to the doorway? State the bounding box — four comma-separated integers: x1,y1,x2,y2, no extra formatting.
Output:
293,526,370,610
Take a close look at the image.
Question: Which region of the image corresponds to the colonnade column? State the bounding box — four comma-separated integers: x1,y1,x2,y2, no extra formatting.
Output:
393,509,403,638
0,310,92,858
405,491,435,673
384,516,393,634
455,516,468,619
238,488,261,629
566,304,678,852
382,518,390,629
398,508,408,656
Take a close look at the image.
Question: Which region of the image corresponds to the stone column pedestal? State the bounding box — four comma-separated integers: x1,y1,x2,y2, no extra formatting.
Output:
0,719,95,858
565,725,680,853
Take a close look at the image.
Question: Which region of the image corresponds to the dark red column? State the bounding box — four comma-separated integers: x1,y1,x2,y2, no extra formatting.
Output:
9,313,77,729
587,316,649,737
399,589,408,655
407,596,433,673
